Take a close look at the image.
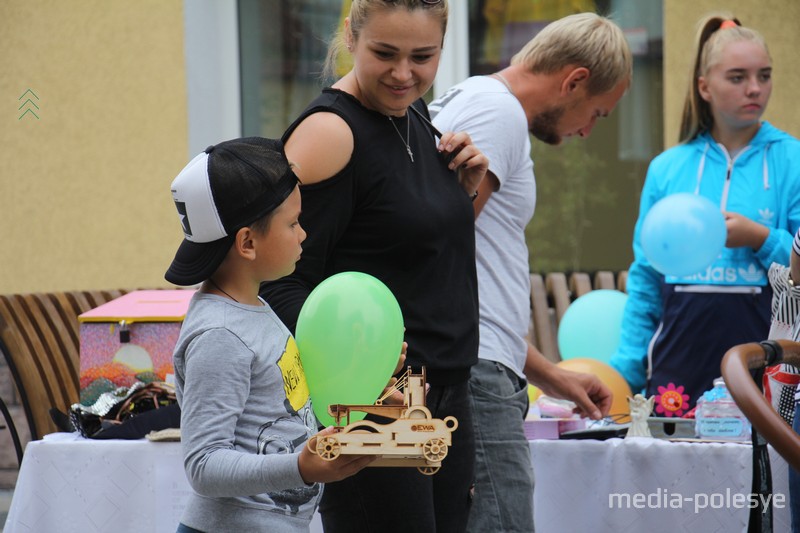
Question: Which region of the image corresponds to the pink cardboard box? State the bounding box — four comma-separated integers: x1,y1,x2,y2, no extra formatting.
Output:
78,290,195,405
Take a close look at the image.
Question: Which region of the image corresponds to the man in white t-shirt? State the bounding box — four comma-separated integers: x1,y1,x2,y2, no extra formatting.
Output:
430,13,631,532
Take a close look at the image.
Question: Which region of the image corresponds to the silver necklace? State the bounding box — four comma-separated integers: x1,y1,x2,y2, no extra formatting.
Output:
388,115,414,162
491,72,514,96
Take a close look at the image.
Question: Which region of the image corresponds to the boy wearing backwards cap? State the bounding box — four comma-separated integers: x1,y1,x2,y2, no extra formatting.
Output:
165,137,375,533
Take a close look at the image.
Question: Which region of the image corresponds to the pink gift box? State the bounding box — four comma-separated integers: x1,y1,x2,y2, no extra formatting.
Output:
78,290,195,405
523,418,587,440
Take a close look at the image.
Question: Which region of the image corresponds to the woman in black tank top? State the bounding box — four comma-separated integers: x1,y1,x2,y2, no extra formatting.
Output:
261,2,488,532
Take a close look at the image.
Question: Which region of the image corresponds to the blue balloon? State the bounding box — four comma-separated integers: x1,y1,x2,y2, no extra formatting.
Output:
640,193,726,277
558,290,628,363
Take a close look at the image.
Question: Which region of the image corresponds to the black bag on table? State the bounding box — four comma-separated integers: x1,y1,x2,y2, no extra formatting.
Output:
69,381,180,439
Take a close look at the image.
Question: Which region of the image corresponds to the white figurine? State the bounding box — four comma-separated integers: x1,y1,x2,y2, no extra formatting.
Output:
626,394,655,438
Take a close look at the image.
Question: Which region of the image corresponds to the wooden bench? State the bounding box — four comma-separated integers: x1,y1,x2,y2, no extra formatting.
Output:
0,289,132,447
528,271,628,364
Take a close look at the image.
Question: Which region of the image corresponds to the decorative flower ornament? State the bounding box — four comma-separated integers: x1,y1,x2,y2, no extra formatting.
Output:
654,383,690,417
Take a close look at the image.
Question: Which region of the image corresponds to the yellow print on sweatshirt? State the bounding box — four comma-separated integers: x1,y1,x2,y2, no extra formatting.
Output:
278,336,310,412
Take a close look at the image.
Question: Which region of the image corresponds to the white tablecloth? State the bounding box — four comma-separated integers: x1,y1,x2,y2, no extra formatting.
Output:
5,433,792,532
530,437,791,533
3,433,324,533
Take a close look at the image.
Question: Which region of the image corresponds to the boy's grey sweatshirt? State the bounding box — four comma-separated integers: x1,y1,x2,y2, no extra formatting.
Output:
173,293,321,532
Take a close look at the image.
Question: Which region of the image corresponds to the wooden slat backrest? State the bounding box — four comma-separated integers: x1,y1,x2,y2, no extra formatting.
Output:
49,292,86,349
569,272,592,298
0,294,58,438
544,272,571,324
85,290,117,309
25,293,80,410
617,270,628,294
0,289,132,440
100,289,128,302
593,271,616,290
0,295,46,439
529,274,560,363
64,291,99,317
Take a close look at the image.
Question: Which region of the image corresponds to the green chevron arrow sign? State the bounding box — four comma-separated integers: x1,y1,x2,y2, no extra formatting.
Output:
18,89,40,120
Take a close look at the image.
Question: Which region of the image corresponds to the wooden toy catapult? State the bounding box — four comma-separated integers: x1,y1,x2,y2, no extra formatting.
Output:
307,367,458,475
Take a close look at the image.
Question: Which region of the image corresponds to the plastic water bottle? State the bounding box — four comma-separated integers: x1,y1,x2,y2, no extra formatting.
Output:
694,377,751,441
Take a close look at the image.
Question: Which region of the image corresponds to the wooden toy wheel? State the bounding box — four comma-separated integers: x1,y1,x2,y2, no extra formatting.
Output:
418,465,440,476
316,436,341,461
422,438,448,462
406,407,429,419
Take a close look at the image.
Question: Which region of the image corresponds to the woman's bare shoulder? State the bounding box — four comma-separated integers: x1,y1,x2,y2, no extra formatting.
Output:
285,112,353,185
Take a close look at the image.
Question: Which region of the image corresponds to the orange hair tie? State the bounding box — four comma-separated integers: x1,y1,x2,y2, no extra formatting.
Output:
720,20,738,30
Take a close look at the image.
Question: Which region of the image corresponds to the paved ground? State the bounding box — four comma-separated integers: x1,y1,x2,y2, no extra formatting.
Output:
1,343,28,531
0,403,27,533
0,488,13,532
0,467,17,533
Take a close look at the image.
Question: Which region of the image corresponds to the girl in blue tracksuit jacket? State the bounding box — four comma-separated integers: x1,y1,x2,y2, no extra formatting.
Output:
611,14,800,416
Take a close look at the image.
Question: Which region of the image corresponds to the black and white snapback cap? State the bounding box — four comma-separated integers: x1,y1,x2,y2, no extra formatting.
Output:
165,137,298,286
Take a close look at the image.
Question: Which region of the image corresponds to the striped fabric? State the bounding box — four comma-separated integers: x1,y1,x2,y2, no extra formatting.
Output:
769,263,800,339
766,264,800,413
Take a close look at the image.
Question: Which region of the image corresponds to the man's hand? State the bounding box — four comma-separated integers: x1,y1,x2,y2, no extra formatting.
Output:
535,366,612,420
523,343,612,420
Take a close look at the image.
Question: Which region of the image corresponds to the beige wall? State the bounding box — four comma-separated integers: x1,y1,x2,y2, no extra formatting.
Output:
3,1,798,294
664,0,800,147
0,0,187,293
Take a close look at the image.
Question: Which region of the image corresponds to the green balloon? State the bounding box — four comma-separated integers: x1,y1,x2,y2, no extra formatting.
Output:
296,272,404,427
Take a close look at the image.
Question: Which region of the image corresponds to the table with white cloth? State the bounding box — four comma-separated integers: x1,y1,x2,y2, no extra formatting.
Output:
530,437,791,533
4,433,792,532
3,433,324,533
